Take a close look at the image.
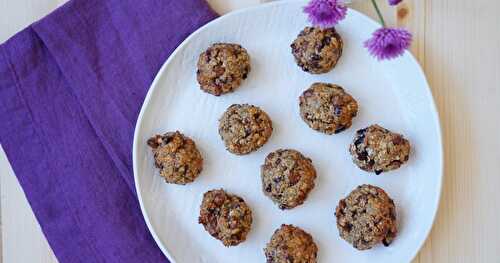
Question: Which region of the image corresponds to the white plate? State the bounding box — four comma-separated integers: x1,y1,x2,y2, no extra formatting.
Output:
133,1,443,262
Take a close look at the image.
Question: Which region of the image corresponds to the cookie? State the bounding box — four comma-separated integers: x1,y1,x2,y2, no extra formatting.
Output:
147,131,203,185
349,125,411,174
261,149,316,210
299,83,358,134
198,189,253,246
196,43,251,96
291,27,343,74
218,104,273,155
335,184,397,250
264,224,318,263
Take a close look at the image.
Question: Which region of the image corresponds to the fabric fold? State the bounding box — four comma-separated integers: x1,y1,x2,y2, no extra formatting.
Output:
0,0,217,262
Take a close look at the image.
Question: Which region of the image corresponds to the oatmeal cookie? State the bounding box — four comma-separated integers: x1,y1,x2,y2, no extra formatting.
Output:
299,83,358,134
335,184,397,250
291,27,343,74
349,124,411,174
264,224,318,263
147,131,203,185
261,149,316,210
197,43,251,96
198,189,253,246
218,104,273,155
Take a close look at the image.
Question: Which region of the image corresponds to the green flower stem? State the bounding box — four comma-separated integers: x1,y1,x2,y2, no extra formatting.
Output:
370,0,386,27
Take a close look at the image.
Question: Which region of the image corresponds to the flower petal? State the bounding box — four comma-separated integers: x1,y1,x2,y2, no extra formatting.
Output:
303,0,347,28
364,27,412,60
388,0,403,5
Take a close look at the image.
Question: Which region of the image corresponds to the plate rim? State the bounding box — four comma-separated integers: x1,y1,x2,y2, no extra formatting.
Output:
132,1,444,262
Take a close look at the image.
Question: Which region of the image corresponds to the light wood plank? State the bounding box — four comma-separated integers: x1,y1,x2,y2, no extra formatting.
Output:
398,1,500,262
350,0,397,25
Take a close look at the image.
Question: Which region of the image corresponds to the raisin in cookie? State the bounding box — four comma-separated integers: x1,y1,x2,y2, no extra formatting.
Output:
349,125,411,174
291,27,343,74
264,224,318,263
147,131,203,185
299,83,358,134
261,149,316,210
218,104,273,155
197,43,251,96
198,189,253,246
335,184,397,250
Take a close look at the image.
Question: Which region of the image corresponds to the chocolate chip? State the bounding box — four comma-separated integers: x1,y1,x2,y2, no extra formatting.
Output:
334,106,343,116
353,135,365,146
311,53,321,61
147,136,160,148
358,151,368,161
318,36,331,51
357,128,367,135
334,125,346,134
265,184,272,192
375,170,383,175
382,239,391,247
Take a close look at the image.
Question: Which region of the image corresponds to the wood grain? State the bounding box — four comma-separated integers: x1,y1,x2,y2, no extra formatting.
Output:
398,1,500,262
1,0,500,262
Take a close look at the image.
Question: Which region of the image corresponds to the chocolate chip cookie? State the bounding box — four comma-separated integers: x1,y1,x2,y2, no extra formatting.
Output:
197,43,251,96
335,184,397,250
147,131,203,185
218,104,273,155
291,27,343,74
349,125,411,174
261,149,316,210
299,83,358,134
264,224,318,263
198,189,253,246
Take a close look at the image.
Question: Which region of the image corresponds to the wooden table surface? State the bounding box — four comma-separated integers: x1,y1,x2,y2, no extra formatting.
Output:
1,0,499,262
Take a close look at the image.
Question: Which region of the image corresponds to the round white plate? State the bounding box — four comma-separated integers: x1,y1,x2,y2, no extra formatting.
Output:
133,1,443,262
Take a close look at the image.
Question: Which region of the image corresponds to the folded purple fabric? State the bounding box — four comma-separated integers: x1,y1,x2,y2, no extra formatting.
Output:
0,0,217,262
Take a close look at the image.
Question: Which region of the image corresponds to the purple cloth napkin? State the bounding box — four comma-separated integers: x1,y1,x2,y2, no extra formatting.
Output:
0,0,217,262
